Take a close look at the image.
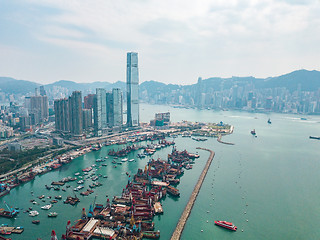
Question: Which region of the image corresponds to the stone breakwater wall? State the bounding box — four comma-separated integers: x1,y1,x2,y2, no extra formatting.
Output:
217,134,235,145
170,148,215,240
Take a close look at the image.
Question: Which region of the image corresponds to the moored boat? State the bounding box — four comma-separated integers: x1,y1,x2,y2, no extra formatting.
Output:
48,212,58,217
29,210,39,217
143,230,160,239
214,220,237,231
40,204,52,210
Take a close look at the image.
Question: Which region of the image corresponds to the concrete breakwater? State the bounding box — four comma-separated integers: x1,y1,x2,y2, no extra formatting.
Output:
170,148,215,240
217,134,235,145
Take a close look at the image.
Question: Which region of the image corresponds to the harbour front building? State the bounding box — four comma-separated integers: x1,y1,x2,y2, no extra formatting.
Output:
126,52,139,127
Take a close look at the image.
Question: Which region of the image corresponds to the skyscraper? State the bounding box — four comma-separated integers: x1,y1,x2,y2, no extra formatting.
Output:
106,92,113,127
54,98,70,132
93,88,107,135
29,95,49,123
84,94,95,109
126,52,139,127
112,88,123,127
69,91,82,135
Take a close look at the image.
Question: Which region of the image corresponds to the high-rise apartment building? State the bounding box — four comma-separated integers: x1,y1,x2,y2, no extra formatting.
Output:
112,88,123,127
82,109,92,130
84,94,96,109
69,91,82,135
93,88,107,135
40,86,46,96
106,92,113,127
54,98,70,132
126,52,139,127
29,95,49,123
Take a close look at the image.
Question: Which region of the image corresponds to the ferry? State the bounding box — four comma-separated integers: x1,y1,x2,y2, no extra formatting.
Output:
214,220,237,231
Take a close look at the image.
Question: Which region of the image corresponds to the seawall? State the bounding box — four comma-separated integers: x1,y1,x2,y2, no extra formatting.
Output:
170,148,215,240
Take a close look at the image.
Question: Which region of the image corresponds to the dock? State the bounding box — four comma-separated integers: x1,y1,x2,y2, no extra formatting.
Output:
170,148,215,240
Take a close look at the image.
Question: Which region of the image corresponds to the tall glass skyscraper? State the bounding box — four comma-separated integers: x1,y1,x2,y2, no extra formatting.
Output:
126,52,139,127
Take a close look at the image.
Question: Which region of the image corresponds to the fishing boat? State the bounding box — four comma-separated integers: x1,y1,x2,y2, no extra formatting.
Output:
48,212,58,217
214,220,237,231
32,220,40,224
143,230,160,239
121,158,128,162
167,186,180,197
267,118,271,124
82,167,93,172
128,159,135,162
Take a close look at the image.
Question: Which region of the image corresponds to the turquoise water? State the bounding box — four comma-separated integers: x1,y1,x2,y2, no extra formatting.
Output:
2,104,320,239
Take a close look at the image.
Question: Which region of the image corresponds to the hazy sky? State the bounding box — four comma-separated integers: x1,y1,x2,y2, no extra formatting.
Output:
1,0,320,85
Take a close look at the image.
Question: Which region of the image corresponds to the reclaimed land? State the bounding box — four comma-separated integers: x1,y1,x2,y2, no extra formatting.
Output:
170,147,215,240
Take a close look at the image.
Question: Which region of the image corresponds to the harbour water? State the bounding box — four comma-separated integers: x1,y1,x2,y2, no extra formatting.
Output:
2,104,320,239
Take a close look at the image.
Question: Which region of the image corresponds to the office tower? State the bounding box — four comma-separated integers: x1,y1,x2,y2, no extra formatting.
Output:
29,95,49,123
84,94,96,109
54,98,70,132
69,91,82,135
93,88,107,135
112,88,123,127
126,52,139,127
82,109,93,130
106,92,114,127
40,86,46,96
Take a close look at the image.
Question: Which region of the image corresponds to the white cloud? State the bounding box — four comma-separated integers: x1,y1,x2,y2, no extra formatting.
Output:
1,0,320,84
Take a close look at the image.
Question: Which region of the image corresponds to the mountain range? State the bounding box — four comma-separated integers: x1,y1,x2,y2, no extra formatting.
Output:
0,69,319,98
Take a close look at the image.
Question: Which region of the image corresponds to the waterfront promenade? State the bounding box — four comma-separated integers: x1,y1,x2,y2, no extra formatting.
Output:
170,148,215,240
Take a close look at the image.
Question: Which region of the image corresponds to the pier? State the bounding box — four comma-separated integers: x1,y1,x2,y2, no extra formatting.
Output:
170,148,215,240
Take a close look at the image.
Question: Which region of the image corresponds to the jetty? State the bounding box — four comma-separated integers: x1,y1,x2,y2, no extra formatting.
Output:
170,148,215,240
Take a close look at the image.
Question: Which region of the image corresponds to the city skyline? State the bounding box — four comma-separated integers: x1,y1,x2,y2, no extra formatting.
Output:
1,1,320,85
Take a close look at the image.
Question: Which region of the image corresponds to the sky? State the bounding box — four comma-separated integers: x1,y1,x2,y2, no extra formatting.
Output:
0,0,320,85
